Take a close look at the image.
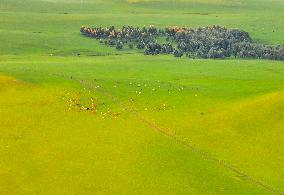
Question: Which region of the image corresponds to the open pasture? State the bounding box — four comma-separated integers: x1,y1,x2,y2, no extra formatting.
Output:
0,0,284,194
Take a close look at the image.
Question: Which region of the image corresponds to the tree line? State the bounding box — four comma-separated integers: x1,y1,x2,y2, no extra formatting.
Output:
80,25,284,60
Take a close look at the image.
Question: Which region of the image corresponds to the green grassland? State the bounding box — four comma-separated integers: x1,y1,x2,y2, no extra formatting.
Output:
0,0,284,194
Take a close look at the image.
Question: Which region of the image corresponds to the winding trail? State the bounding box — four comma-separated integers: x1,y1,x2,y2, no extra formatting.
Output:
78,78,283,195
8,68,282,194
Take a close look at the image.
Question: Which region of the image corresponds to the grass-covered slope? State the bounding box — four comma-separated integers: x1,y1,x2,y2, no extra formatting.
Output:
0,0,284,194
1,55,283,194
0,73,273,194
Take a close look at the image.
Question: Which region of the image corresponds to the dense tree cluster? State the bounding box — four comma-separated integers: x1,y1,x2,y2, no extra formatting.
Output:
80,25,284,60
80,25,160,44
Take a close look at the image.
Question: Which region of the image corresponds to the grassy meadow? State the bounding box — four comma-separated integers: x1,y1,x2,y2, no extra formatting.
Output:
0,0,284,194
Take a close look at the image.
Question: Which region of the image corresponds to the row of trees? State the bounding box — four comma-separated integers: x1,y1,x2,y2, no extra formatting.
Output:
80,25,160,43
80,25,284,60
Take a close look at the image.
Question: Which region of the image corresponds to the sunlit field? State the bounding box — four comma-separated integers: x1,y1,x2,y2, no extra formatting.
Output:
0,0,284,194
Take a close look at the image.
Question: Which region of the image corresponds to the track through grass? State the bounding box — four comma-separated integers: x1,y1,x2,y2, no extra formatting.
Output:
1,0,284,194
73,75,283,194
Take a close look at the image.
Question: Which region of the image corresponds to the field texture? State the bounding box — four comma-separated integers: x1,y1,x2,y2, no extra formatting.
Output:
0,0,284,194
